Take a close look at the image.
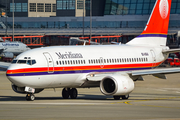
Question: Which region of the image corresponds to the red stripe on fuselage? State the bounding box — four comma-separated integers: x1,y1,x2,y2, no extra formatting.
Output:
6,61,163,75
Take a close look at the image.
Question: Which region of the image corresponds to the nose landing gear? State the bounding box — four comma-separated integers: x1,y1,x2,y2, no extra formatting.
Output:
26,93,35,101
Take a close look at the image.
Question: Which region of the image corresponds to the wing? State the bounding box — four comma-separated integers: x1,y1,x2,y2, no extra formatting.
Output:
0,61,11,71
86,67,180,81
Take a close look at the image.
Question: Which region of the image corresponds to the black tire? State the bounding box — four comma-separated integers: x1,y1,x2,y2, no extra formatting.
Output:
122,95,129,100
113,96,121,100
62,88,69,99
70,88,78,99
26,94,35,101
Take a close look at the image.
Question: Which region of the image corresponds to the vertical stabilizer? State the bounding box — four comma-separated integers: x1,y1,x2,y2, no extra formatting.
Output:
127,0,172,46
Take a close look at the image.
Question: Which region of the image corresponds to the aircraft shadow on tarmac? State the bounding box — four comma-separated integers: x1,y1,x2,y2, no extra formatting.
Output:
0,93,179,101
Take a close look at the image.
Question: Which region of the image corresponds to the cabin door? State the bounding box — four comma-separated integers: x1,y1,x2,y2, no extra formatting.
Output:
43,52,54,73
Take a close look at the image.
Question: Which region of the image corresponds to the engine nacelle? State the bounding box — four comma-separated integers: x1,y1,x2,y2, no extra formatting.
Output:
100,74,134,96
1,52,14,58
12,85,44,94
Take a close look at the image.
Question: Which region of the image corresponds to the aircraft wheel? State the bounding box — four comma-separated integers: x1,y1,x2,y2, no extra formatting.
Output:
26,94,35,101
70,88,78,99
62,88,70,99
113,96,121,100
122,94,129,100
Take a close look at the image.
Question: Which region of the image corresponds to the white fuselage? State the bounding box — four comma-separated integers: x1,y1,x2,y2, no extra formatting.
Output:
6,44,168,89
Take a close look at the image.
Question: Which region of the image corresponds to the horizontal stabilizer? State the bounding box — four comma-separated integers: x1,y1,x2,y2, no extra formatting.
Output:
163,48,180,54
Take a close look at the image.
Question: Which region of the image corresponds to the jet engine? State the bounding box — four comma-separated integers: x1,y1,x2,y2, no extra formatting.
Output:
12,85,44,94
100,74,134,96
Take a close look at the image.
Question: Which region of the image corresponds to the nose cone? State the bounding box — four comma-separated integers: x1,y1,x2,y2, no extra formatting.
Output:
6,65,25,87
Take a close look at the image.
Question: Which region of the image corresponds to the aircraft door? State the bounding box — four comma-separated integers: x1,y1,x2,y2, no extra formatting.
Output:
150,50,156,68
43,52,54,73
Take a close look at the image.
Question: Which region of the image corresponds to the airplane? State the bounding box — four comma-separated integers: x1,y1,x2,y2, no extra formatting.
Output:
5,0,180,101
0,41,30,59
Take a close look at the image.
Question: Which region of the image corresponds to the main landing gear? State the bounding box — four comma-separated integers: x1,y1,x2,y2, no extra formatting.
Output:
62,88,78,99
26,93,35,101
113,94,129,100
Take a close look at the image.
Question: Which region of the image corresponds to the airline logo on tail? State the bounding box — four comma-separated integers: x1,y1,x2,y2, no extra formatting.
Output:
159,0,169,19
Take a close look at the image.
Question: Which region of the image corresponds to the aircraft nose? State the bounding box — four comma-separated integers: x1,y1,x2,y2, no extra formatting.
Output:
6,67,25,87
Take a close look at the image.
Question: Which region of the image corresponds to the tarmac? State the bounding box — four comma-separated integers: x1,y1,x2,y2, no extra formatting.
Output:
0,71,180,120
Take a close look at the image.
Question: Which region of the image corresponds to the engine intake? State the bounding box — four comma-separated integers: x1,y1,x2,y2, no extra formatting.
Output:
100,74,134,96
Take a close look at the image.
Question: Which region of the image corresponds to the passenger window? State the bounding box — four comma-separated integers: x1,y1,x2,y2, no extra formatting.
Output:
96,59,98,63
104,59,106,63
56,61,58,65
91,60,93,64
59,61,61,65
112,59,114,63
107,59,109,63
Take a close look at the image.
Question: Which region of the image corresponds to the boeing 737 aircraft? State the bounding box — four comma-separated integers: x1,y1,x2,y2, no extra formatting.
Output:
6,0,180,101
0,41,30,59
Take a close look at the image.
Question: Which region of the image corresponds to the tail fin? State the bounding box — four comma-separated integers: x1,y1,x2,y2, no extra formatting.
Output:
127,0,172,46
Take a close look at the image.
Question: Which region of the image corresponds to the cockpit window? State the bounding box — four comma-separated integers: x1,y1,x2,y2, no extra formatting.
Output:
32,60,36,64
17,60,27,64
12,60,17,64
12,59,36,65
27,60,36,65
